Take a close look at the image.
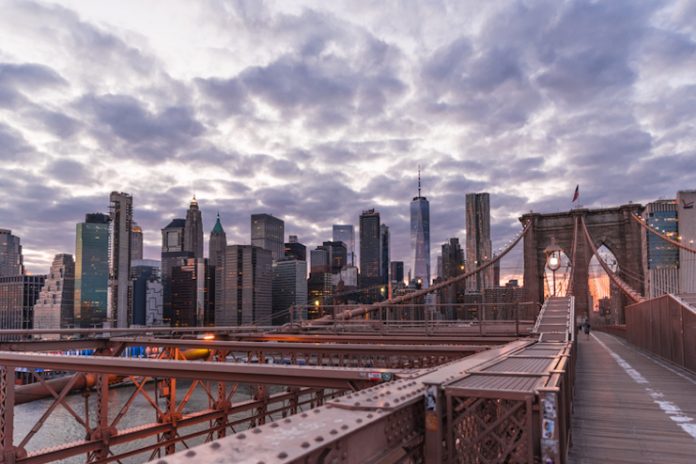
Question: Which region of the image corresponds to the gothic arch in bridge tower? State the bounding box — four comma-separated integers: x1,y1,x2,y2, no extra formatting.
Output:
520,204,644,320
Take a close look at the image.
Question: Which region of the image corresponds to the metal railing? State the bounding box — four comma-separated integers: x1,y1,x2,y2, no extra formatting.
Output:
625,293,696,373
291,302,541,336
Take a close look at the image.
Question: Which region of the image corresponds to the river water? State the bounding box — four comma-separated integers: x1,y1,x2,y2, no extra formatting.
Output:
15,380,263,463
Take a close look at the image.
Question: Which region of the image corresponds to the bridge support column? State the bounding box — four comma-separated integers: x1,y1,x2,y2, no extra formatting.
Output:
423,382,445,462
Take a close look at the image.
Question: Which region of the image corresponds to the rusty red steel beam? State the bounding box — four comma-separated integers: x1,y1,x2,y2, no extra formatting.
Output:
108,337,490,356
0,335,518,352
233,334,520,345
163,338,538,464
0,352,408,389
18,387,335,464
0,326,274,337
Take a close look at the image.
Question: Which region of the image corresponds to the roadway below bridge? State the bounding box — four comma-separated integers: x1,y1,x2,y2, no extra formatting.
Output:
569,331,696,463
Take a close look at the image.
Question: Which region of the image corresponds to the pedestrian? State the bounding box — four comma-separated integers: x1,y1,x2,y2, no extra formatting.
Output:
582,318,591,340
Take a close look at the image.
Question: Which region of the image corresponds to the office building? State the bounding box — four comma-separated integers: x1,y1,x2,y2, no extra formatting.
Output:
131,222,143,261
74,213,110,328
0,275,45,336
380,224,390,285
466,193,493,291
390,261,404,284
0,229,24,277
209,213,227,267
310,247,330,274
272,259,308,323
184,196,204,259
322,241,348,274
131,259,163,326
161,218,192,324
678,190,696,293
171,258,213,327
332,225,355,266
442,238,465,279
641,200,679,297
251,214,284,261
33,254,75,333
217,245,272,326
285,235,307,261
108,191,133,327
410,170,430,287
359,209,381,291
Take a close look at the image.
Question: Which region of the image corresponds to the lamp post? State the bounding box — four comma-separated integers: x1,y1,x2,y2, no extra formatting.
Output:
544,238,562,297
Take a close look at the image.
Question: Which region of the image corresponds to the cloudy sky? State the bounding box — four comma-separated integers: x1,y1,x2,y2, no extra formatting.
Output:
1,0,695,277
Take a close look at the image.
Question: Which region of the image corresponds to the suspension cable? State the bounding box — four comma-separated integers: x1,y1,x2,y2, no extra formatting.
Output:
580,216,645,303
631,213,696,254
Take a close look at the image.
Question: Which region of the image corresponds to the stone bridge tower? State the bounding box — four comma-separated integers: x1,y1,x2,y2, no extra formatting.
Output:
520,204,644,321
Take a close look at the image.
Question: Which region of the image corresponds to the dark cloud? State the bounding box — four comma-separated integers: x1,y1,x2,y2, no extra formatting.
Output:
1,0,696,276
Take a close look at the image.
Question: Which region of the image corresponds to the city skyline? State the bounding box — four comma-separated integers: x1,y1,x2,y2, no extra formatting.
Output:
1,0,696,276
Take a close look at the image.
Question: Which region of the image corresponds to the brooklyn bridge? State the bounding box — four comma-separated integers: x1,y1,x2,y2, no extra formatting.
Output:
1,204,695,463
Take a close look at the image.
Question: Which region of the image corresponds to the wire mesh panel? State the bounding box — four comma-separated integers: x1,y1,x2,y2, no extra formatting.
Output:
446,394,533,464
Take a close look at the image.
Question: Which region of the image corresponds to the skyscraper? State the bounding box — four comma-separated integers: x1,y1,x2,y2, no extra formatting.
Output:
641,200,679,297
390,261,404,284
33,254,75,333
131,222,143,261
322,241,348,274
131,260,163,326
108,191,133,328
209,213,227,321
171,258,213,327
441,238,464,279
0,229,23,277
218,245,272,326
285,235,307,261
359,209,381,292
209,212,227,267
184,196,204,259
380,224,390,285
410,169,430,288
0,275,45,336
466,193,493,291
332,225,355,266
251,214,284,261
272,259,308,324
161,218,192,324
74,213,110,328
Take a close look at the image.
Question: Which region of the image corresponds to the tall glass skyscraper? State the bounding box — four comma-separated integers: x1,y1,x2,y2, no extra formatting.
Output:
359,209,381,297
251,214,285,261
74,213,110,328
184,196,204,259
332,225,355,266
0,229,23,277
466,193,493,291
108,191,133,328
410,171,430,287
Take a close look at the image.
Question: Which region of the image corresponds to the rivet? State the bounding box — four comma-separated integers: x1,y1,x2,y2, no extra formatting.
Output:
270,423,279,428
301,442,310,448
278,452,288,459
315,436,324,442
357,418,363,423
157,460,167,464
284,418,292,423
237,433,246,439
210,442,221,450
314,409,320,413
330,429,338,435
185,450,196,457
252,428,262,434
367,414,373,418
301,413,308,418
341,424,349,430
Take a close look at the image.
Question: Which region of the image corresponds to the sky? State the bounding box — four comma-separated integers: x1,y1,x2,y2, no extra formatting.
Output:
1,0,695,276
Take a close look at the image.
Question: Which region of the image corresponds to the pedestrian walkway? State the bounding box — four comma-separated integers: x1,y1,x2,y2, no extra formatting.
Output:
569,331,696,463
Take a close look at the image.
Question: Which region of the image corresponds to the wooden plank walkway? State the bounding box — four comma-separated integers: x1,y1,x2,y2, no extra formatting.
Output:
569,331,696,463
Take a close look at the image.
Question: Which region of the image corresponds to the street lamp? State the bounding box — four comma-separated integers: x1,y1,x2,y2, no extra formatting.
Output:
544,238,562,296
